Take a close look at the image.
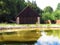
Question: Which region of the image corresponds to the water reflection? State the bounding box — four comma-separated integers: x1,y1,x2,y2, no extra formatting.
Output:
1,30,60,45
35,31,60,45
0,41,35,45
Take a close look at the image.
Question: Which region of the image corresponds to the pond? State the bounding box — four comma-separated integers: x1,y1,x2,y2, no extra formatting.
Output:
35,30,60,45
0,30,60,45
0,41,36,45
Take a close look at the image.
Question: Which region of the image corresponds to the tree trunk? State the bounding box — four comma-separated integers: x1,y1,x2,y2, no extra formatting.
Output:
44,20,51,24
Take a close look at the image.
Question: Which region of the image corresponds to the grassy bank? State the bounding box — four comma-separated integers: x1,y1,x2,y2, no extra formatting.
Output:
0,23,60,26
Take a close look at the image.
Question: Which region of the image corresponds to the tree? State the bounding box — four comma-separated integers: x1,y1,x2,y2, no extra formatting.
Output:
42,6,54,21
55,3,60,20
53,10,60,20
41,6,55,23
42,12,55,21
44,6,53,13
0,0,27,22
0,0,11,22
42,12,50,21
26,0,43,14
57,3,60,10
0,0,10,15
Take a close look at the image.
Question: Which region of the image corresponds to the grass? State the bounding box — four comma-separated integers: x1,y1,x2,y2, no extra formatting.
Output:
0,23,60,27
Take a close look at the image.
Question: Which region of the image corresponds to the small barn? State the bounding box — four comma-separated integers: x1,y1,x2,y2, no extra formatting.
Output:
16,6,40,24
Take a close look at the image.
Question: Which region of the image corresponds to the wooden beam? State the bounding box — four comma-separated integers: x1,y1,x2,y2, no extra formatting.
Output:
16,17,20,24
37,17,40,24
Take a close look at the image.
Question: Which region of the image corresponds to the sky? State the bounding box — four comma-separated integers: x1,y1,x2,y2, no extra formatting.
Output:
25,0,60,10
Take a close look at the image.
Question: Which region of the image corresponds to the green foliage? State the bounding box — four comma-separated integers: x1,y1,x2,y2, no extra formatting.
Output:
26,0,43,14
44,6,53,13
41,6,55,21
42,12,55,21
0,0,10,15
42,4,60,21
57,3,60,10
0,0,26,22
42,12,50,20
54,3,60,20
52,10,60,20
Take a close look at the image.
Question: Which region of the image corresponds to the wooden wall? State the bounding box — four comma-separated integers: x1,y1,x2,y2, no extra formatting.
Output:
19,17,37,24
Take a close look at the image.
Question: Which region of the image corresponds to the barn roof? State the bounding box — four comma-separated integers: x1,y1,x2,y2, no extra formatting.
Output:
16,6,40,17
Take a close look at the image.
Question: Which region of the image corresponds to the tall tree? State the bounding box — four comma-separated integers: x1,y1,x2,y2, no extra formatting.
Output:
0,0,11,22
42,12,55,21
41,6,54,24
53,10,60,20
44,6,53,13
26,0,43,14
0,0,26,22
57,3,60,10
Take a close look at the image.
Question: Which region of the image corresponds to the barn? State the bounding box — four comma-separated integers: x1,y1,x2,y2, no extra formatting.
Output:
16,6,40,24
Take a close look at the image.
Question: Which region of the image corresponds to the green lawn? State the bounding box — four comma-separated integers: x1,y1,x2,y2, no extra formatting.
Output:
0,23,60,27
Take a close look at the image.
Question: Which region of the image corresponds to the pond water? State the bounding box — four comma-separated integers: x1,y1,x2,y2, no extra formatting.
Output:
0,42,35,45
0,30,60,45
35,30,60,45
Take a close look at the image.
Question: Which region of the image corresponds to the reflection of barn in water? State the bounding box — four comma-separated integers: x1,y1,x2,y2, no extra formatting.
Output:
1,41,36,45
16,6,40,24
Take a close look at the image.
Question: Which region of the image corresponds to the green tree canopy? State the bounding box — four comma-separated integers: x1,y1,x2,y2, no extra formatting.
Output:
0,0,26,22
44,6,53,13
57,3,60,10
53,10,60,20
26,0,43,14
42,12,55,21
